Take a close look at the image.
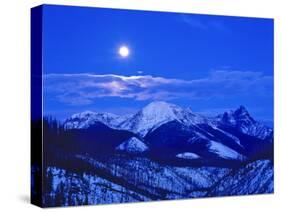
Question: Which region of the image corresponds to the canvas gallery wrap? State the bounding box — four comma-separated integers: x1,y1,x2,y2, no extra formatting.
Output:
31,4,274,208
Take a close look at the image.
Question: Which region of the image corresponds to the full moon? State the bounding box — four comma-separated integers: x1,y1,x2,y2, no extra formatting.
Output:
118,46,130,57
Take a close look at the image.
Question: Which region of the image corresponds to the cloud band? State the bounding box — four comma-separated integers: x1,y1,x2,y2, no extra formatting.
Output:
43,70,273,105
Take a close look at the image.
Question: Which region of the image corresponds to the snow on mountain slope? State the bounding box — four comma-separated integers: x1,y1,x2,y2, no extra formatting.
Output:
64,111,127,129
120,101,208,136
216,106,272,140
176,152,201,159
116,137,148,153
44,166,149,207
207,160,273,196
41,155,273,206
208,140,246,161
76,154,229,198
211,125,242,146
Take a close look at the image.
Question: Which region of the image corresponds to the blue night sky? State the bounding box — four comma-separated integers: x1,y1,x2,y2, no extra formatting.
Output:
42,4,274,122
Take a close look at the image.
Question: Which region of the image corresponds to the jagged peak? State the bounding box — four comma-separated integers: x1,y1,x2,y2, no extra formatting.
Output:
64,110,125,130
238,105,247,111
234,105,250,116
220,105,250,118
69,110,118,120
185,107,193,113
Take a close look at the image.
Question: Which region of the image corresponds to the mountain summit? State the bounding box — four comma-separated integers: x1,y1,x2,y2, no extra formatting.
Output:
217,106,272,140
120,101,207,136
219,106,254,125
64,111,126,129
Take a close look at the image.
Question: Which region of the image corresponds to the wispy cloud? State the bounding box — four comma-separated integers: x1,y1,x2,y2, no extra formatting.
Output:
181,14,228,31
44,70,273,105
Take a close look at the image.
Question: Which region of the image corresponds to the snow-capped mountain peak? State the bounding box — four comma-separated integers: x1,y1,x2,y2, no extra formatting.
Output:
64,111,127,129
120,101,208,136
140,101,183,122
63,101,212,137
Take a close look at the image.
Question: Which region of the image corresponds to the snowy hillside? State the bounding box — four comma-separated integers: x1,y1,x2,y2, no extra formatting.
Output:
41,157,273,207
116,137,148,153
207,140,246,161
207,160,273,196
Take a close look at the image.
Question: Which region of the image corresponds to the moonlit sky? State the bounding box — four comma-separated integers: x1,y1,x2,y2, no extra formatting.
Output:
42,5,274,122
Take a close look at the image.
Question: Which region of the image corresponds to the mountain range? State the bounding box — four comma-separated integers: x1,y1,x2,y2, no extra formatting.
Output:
63,101,273,165
36,101,274,207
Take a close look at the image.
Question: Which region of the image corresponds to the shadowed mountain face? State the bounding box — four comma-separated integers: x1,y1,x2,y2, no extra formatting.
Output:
36,101,273,207
66,122,136,154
